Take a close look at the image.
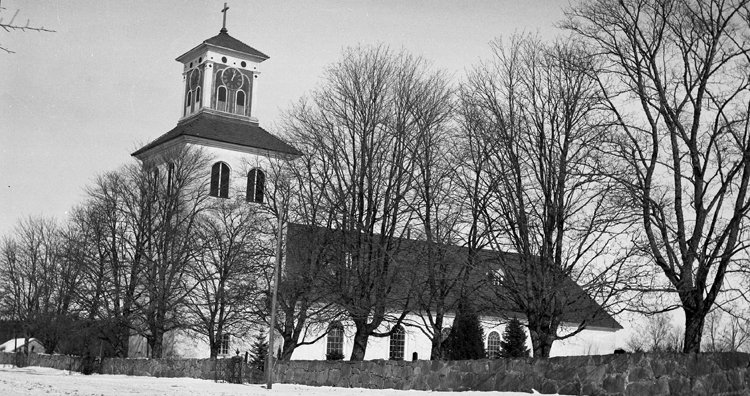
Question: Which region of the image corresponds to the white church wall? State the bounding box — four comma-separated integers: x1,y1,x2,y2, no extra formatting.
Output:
548,327,619,356
128,331,179,359
288,312,619,361
289,314,435,361
128,329,258,360
126,310,618,360
196,144,271,186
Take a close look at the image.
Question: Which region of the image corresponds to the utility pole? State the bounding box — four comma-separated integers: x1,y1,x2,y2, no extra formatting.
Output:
265,202,284,389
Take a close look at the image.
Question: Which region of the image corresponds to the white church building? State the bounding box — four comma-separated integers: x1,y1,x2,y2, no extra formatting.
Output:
127,10,622,361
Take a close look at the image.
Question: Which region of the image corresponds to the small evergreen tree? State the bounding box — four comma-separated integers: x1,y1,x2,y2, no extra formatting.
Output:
445,298,485,360
500,317,529,358
250,333,268,372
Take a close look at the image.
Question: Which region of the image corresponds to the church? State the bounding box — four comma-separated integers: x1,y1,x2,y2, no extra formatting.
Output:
127,8,622,361
127,8,300,359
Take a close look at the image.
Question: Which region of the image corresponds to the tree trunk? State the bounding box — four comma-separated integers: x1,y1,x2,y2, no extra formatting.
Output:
280,336,297,361
349,323,370,361
430,333,444,360
209,338,219,359
149,329,164,358
683,309,705,353
529,330,554,358
527,316,557,358
429,315,447,360
114,322,130,358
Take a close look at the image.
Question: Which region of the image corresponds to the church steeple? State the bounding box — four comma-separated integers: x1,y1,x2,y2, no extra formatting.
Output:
132,4,300,162
175,3,269,125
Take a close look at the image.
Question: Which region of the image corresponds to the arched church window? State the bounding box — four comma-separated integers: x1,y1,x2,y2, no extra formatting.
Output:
217,86,227,112
487,331,501,359
326,321,344,359
210,162,230,199
220,333,230,355
490,268,505,286
196,87,202,108
441,327,451,343
246,168,265,203
389,325,405,360
236,90,246,116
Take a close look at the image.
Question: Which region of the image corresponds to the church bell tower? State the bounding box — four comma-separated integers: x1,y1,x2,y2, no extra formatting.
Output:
176,3,268,124
132,3,300,164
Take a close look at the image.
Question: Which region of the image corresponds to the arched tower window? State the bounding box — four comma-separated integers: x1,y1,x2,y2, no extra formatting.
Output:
184,91,193,116
326,321,344,359
246,168,265,203
196,86,202,108
389,325,405,360
151,167,160,199
166,162,175,195
487,331,501,359
236,90,246,116
217,86,227,112
210,162,230,198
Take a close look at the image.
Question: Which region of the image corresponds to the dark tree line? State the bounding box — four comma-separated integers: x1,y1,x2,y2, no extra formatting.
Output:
0,147,275,359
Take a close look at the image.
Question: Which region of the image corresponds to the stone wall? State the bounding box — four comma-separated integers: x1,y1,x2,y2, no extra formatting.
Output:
0,352,83,372
4,351,750,395
273,353,750,395
0,352,262,383
101,357,216,379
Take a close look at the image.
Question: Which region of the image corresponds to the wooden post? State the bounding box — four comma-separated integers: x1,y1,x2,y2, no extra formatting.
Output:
265,202,284,389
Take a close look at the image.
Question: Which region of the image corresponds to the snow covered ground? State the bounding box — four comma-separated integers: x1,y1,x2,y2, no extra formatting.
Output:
0,365,564,395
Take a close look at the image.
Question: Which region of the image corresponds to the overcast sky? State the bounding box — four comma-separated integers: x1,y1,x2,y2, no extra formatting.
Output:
0,0,568,237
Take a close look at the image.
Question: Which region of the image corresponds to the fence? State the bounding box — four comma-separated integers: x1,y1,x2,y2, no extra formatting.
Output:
214,356,263,384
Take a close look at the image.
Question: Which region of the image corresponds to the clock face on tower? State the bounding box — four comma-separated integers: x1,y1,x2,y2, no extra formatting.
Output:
222,68,244,90
189,69,201,89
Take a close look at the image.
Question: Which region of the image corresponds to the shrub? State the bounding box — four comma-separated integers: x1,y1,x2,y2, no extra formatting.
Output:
500,317,529,358
326,351,345,361
444,297,485,360
250,333,268,372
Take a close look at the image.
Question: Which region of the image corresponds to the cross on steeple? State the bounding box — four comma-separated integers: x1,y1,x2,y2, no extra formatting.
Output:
220,2,229,33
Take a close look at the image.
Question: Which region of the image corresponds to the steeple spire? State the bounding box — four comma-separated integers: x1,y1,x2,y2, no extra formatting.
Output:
220,2,229,33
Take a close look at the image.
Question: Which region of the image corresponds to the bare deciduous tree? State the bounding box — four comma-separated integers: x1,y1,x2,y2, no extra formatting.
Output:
401,68,462,360
253,158,347,361
282,44,449,360
134,147,211,358
626,314,684,352
0,1,55,54
82,169,146,357
566,0,750,352
0,216,81,354
703,305,750,352
459,35,632,357
186,198,267,358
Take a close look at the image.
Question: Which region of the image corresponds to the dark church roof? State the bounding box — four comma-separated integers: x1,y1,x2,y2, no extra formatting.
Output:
131,112,301,157
205,31,269,59
285,223,622,331
176,31,269,62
